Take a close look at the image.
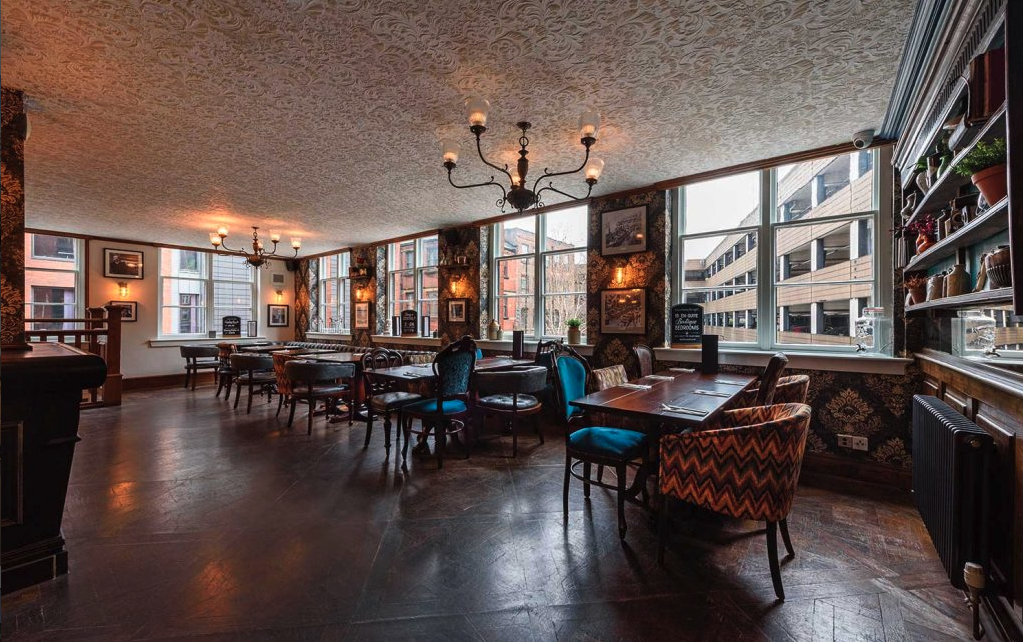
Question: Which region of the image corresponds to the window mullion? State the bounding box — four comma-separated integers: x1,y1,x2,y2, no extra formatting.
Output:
535,215,543,340
758,168,773,351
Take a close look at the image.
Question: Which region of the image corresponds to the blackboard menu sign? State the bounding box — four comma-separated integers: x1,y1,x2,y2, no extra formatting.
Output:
222,315,242,336
400,309,418,336
670,303,702,347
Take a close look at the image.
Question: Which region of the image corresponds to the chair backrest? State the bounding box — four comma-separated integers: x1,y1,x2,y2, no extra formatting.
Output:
534,339,560,370
229,353,273,372
473,366,548,397
362,348,402,395
755,352,789,405
432,335,477,400
770,375,809,405
180,345,219,359
632,343,654,378
551,347,588,424
591,364,628,392
285,360,355,389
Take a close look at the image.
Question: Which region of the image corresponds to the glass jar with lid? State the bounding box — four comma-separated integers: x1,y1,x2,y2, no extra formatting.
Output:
854,307,891,356
952,309,996,356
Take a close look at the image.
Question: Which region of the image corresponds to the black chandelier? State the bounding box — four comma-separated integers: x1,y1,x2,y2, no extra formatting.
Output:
209,226,301,269
441,97,605,212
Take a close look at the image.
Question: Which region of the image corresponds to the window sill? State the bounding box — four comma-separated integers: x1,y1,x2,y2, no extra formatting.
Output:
306,332,352,342
371,334,443,347
475,339,594,357
148,337,270,348
653,347,911,375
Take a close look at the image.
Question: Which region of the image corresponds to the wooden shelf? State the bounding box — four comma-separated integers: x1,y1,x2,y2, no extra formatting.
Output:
905,197,1009,271
906,287,1013,313
905,103,1006,227
900,78,968,192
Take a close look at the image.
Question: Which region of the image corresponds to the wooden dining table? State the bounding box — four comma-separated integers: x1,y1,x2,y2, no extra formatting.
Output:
368,357,533,383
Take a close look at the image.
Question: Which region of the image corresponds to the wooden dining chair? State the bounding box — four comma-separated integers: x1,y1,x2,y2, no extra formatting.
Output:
229,354,276,413
180,345,221,390
285,361,356,435
215,343,237,399
726,375,809,411
658,402,811,600
756,352,789,405
632,343,655,378
363,348,422,453
473,366,547,457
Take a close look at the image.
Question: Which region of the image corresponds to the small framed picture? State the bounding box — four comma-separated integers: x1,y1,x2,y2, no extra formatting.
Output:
601,205,647,256
267,304,290,327
600,289,646,334
354,302,370,329
447,298,468,323
103,248,144,279
107,300,138,322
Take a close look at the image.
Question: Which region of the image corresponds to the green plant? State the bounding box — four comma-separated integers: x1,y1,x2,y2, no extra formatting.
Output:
565,318,583,329
955,138,1006,177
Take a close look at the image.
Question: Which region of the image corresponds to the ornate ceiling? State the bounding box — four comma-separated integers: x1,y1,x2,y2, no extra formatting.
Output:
1,0,912,255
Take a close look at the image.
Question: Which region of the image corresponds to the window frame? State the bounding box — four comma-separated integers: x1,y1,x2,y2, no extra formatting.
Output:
386,235,439,333
158,250,258,338
673,147,892,354
491,206,588,341
24,233,83,330
317,251,351,334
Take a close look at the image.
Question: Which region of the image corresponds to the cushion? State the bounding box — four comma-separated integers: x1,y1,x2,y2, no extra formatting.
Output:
569,427,647,459
556,356,587,420
477,393,540,411
370,391,423,411
235,372,276,383
403,398,469,416
293,384,348,397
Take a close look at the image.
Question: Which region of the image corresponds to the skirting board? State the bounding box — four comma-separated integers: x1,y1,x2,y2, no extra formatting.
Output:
123,372,217,391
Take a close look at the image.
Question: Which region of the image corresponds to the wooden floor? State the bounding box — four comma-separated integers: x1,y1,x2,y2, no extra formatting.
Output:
2,385,974,641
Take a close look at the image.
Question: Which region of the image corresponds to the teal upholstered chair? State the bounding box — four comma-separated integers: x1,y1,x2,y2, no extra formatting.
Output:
552,345,651,540
401,335,477,469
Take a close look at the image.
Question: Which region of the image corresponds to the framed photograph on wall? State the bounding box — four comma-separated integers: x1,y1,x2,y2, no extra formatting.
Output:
103,248,144,279
354,302,370,329
600,289,646,334
447,298,468,323
600,205,647,256
267,304,290,327
107,300,138,322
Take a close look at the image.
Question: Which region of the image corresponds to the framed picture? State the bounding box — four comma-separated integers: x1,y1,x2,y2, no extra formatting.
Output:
601,205,647,256
107,300,138,322
103,248,144,279
447,298,468,323
600,289,646,334
354,302,370,329
267,304,289,327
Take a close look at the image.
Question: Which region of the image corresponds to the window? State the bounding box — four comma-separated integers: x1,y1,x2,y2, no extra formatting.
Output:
675,149,889,351
387,235,438,333
159,249,256,336
25,233,82,330
492,206,587,339
317,252,351,333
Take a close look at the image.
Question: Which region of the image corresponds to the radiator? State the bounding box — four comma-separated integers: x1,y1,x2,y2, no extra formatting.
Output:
912,395,993,590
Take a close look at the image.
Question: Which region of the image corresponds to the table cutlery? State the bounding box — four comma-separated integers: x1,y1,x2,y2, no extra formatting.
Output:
620,383,652,390
670,367,695,373
660,403,707,416
694,389,730,398
645,375,675,381
713,379,745,386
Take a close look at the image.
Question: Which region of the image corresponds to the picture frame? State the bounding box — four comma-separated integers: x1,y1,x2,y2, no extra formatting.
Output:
600,205,647,256
447,298,468,323
600,289,646,334
354,302,370,329
103,248,144,279
107,300,138,322
267,304,289,327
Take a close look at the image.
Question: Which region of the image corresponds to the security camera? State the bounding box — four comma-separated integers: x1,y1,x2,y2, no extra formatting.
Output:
852,129,874,149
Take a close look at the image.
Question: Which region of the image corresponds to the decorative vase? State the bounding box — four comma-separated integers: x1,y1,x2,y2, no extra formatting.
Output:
945,263,970,297
908,286,927,305
926,274,945,301
916,171,929,194
971,163,1007,205
567,326,581,345
487,318,500,340
985,245,1012,289
974,254,989,292
916,232,934,254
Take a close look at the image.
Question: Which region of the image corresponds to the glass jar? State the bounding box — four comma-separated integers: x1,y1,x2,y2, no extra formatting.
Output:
854,307,891,356
952,309,996,356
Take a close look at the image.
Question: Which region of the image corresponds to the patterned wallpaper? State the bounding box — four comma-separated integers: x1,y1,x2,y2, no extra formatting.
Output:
437,226,482,344
1,86,26,347
348,245,378,348
293,259,311,342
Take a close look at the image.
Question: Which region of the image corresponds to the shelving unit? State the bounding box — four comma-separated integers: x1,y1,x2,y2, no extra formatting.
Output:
905,287,1012,313
904,197,1008,271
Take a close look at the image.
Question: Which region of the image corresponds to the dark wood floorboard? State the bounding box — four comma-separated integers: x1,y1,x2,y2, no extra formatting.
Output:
1,386,973,641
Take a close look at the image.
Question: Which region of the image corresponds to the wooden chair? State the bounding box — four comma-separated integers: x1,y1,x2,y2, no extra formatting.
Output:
180,345,220,390
658,403,812,600
363,348,422,453
632,343,655,378
215,343,237,399
756,352,789,405
285,360,356,435
473,366,547,457
229,354,276,413
272,352,304,417
551,345,650,540
401,335,477,469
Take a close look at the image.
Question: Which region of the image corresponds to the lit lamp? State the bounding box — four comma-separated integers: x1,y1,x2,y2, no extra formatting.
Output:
441,139,460,164
578,110,601,140
208,226,299,269
274,289,283,303
291,237,302,250
584,158,605,184
117,281,128,298
450,274,463,295
269,230,281,242
355,286,364,301
465,96,490,129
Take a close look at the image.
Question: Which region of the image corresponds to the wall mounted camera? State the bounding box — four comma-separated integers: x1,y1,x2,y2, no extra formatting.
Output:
852,129,875,149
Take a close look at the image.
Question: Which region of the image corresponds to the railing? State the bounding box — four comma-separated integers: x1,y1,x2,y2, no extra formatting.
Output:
24,306,122,407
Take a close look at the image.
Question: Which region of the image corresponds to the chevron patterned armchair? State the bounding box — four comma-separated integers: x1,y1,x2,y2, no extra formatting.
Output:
724,374,810,411
657,402,812,600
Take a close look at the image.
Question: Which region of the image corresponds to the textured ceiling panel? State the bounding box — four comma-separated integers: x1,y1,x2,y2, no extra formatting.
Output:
0,0,912,254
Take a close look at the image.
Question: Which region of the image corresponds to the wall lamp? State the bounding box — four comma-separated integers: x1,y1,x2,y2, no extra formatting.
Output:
117,282,129,298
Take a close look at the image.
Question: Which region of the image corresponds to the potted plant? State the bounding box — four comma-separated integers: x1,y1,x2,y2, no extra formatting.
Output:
955,137,1007,205
907,216,937,254
905,274,927,306
565,318,583,344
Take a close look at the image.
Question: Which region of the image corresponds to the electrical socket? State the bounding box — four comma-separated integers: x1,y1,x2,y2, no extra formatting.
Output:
851,436,868,451
837,434,853,448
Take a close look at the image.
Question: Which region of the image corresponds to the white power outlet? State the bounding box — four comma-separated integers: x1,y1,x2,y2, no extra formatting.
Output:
851,436,868,451
837,434,853,448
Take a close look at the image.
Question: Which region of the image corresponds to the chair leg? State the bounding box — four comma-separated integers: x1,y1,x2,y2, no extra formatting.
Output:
183,367,190,389
246,381,255,414
563,452,571,518
347,391,354,426
401,416,411,467
191,367,198,391
277,393,285,417
287,397,297,428
779,518,795,557
364,407,375,449
383,412,392,450
616,464,628,540
597,464,604,483
233,381,242,409
534,414,544,444
583,462,592,499
307,398,315,435
766,521,785,600
657,496,671,565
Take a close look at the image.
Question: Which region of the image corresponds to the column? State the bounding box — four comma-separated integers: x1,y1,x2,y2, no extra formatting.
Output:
849,219,869,259
811,302,825,335
778,254,791,280
849,297,867,337
778,306,790,332
810,238,826,272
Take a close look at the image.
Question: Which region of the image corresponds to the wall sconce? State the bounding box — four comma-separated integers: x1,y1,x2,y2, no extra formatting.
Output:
611,266,627,287
449,274,463,296
274,289,283,303
117,281,129,298
355,285,365,301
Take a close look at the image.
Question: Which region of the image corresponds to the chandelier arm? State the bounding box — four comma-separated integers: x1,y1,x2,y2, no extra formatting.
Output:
474,132,513,180
530,144,591,195
534,180,593,204
448,168,508,202
217,240,241,253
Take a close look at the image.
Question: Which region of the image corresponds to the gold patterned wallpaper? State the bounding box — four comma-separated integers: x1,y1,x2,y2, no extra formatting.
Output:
1,86,26,347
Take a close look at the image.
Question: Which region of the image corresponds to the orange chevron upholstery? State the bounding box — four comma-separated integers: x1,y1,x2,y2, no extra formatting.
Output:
659,403,811,522
725,375,810,411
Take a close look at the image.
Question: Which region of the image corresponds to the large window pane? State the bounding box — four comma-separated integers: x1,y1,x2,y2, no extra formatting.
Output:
775,218,874,284
161,249,207,278
418,237,438,267
543,251,586,294
497,216,536,257
683,171,760,234
495,295,534,334
775,284,873,346
161,277,206,335
543,294,585,336
390,270,415,319
775,150,874,222
25,233,80,331
496,257,534,296
682,235,757,290
544,207,587,250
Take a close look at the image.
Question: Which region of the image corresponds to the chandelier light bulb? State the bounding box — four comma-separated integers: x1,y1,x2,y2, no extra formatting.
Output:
441,139,460,164
209,232,222,246
269,230,281,242
217,226,229,237
584,158,605,181
291,238,302,250
510,171,521,187
465,96,490,127
578,111,601,139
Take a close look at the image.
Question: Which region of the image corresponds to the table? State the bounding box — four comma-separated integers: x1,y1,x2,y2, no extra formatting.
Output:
306,351,367,363
368,357,533,383
235,343,288,353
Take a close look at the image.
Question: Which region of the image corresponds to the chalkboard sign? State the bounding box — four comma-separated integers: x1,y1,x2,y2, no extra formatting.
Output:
222,315,242,336
670,303,702,347
400,309,418,336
